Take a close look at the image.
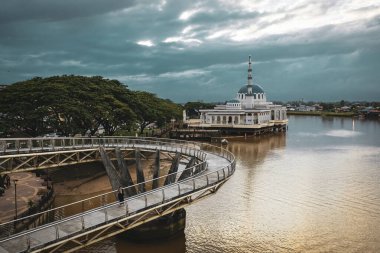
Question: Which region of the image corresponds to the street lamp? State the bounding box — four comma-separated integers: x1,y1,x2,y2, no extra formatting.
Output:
13,179,19,220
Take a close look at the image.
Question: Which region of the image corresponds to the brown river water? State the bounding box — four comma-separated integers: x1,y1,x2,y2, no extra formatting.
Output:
77,115,380,253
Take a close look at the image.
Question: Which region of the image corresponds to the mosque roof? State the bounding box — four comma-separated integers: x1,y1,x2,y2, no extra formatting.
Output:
226,99,240,104
238,84,265,94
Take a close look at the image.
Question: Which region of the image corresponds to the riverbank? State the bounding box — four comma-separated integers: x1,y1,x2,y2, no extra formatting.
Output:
287,111,355,117
53,158,173,198
0,172,48,223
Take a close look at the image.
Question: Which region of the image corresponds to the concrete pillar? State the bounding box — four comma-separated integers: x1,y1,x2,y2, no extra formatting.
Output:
99,147,121,196
152,150,160,189
164,152,180,185
121,209,186,242
178,157,196,181
115,148,137,196
135,149,146,192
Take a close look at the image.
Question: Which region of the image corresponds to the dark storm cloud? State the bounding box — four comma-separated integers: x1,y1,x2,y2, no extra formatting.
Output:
0,0,379,102
0,0,136,23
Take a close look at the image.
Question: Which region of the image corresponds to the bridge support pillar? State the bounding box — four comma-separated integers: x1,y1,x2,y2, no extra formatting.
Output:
152,150,160,189
115,148,136,196
135,149,146,192
164,152,180,185
119,208,186,242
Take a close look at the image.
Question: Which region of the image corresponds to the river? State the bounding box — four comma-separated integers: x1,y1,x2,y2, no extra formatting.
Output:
81,115,380,253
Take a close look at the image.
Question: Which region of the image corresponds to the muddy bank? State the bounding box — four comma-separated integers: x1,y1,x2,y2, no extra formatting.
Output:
51,159,172,197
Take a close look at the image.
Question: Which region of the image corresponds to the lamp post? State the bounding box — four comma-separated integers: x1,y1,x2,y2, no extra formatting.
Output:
13,179,19,220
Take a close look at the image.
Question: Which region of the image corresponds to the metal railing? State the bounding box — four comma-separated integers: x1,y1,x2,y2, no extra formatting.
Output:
0,137,202,155
0,137,208,173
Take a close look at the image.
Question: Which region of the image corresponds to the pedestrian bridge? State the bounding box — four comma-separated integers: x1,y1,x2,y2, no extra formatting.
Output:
0,137,235,252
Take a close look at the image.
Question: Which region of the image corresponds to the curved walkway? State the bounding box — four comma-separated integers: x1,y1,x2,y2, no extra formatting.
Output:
0,138,235,253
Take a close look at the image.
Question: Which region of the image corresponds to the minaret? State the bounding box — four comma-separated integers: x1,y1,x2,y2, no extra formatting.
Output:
247,55,253,95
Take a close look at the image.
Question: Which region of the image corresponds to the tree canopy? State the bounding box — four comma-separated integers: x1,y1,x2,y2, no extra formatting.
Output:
184,101,215,119
0,75,182,137
132,91,182,133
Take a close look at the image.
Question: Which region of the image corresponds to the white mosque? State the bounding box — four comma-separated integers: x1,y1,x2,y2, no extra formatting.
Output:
185,56,287,135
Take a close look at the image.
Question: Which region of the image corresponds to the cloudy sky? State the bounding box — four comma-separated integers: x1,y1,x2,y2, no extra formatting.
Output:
1,0,379,102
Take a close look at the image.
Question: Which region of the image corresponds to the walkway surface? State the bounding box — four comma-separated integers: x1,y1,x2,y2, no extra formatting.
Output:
0,173,46,223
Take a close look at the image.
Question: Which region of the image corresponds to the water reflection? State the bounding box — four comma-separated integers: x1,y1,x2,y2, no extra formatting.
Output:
226,133,286,167
184,116,380,253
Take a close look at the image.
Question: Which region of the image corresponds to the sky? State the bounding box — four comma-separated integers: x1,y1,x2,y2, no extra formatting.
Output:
0,0,380,102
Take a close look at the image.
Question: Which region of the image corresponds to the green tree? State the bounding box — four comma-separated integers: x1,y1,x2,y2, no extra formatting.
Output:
319,102,335,111
0,75,137,137
184,101,215,119
132,91,182,134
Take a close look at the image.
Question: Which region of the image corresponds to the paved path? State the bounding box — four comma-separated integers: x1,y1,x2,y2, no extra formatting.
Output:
0,173,46,223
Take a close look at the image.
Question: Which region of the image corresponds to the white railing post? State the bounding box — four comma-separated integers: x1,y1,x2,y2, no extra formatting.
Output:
55,225,59,239
105,208,108,222
26,234,31,250
81,216,85,230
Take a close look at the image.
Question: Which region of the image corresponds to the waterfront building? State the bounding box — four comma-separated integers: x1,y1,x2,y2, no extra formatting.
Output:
297,105,316,112
185,56,287,136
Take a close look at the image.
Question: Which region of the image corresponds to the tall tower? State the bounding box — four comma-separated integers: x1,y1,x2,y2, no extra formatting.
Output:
247,55,253,95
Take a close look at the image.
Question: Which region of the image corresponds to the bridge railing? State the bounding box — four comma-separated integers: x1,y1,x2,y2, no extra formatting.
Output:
0,137,206,173
0,137,201,155
0,139,208,237
0,141,235,252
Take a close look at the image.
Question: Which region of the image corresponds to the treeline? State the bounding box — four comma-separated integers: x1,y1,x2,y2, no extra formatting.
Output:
275,100,380,109
0,75,182,137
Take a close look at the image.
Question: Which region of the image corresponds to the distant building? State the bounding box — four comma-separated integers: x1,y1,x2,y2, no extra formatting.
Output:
297,105,316,112
185,56,287,135
0,85,7,91
339,106,351,112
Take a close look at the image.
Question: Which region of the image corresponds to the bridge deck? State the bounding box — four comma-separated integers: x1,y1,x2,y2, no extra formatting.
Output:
0,139,234,253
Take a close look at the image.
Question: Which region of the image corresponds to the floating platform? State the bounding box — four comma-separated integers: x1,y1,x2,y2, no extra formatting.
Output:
170,122,287,142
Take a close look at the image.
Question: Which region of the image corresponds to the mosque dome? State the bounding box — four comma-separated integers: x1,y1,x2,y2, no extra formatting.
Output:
238,84,265,94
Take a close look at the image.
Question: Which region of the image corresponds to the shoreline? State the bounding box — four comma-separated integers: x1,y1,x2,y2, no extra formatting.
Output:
287,111,355,117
